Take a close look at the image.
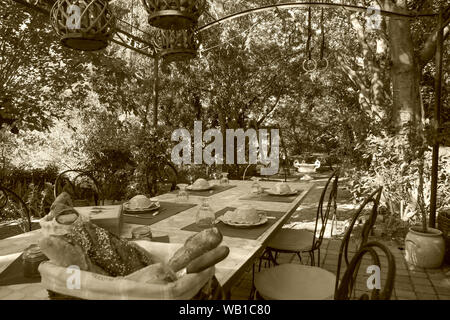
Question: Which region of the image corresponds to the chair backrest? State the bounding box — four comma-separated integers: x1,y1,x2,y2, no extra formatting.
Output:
0,185,32,232
335,241,396,300
311,169,339,254
334,187,383,297
54,170,102,206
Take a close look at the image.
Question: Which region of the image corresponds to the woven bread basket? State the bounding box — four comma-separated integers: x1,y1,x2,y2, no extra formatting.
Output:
39,241,222,300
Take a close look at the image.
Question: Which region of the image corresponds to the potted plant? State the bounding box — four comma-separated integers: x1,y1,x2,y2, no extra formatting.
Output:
437,208,450,264
404,144,445,269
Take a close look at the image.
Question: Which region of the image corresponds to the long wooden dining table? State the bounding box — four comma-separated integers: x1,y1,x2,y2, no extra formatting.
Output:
0,179,315,299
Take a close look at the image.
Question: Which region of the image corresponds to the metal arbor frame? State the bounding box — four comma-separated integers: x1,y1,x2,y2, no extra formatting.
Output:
10,0,447,227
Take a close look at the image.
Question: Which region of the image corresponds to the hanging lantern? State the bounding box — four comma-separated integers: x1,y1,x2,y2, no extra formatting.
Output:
141,0,207,30
155,28,199,62
50,0,116,51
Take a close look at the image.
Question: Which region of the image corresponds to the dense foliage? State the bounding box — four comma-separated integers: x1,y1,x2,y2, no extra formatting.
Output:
1,0,449,232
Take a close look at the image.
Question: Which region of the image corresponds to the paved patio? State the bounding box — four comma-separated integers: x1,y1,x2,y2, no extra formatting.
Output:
229,238,450,300
228,178,450,300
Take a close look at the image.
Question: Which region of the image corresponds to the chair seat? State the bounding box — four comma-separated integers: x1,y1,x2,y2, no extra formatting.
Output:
267,229,314,252
254,264,335,300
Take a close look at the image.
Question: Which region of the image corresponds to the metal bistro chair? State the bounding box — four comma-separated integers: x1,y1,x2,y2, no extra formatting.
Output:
0,185,32,233
335,241,396,300
253,187,383,300
260,170,339,268
54,170,103,207
145,161,178,196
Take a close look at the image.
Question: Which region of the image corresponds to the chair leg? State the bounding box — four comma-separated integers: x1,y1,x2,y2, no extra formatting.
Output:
296,252,302,264
249,263,256,300
317,248,321,267
330,213,336,237
267,249,278,267
309,251,315,266
258,252,264,272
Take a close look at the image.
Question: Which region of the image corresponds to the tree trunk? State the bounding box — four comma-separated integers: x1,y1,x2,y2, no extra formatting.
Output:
386,15,422,128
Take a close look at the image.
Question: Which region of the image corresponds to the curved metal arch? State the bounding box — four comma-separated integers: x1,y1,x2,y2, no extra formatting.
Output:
196,2,438,33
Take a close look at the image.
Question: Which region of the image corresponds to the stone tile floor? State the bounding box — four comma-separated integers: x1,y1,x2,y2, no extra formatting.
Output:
228,177,450,300
229,238,450,300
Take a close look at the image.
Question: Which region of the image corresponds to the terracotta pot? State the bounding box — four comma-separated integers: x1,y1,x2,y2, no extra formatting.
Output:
405,227,445,268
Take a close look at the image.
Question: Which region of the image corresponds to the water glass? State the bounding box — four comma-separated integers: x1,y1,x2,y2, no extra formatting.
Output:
220,172,229,186
251,177,262,194
211,172,220,186
176,184,189,202
196,198,215,229
23,244,48,278
131,226,153,241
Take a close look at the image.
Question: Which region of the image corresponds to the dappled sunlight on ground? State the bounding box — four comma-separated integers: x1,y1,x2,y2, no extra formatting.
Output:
229,181,450,300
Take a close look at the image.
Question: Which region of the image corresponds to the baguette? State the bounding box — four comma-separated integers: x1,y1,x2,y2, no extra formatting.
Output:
168,228,223,272
50,192,73,211
38,235,108,275
66,221,154,276
186,246,229,274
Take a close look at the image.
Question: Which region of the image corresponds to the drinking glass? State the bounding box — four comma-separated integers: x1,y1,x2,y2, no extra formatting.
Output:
176,184,189,202
211,172,220,186
131,226,153,241
251,177,262,194
196,198,215,229
220,172,229,186
23,244,48,278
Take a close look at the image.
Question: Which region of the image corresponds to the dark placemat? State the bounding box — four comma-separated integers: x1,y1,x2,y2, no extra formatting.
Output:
181,207,285,240
239,189,303,203
0,253,42,287
172,185,236,197
123,201,196,225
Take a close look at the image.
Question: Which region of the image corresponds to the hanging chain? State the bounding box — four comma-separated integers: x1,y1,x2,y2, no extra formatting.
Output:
306,6,312,60
303,6,317,72
320,7,324,60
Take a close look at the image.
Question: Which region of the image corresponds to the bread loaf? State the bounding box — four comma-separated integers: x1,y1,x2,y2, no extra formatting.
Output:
168,228,223,272
50,192,73,212
40,219,155,277
65,221,154,277
38,235,108,275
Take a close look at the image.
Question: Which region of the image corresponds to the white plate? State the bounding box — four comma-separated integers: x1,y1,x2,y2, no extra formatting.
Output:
265,189,298,196
218,213,268,228
187,185,214,191
123,201,160,213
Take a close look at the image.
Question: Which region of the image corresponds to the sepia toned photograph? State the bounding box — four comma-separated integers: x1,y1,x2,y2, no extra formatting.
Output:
0,0,449,306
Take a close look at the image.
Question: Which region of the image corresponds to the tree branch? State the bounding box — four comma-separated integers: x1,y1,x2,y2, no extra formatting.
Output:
257,89,283,126
419,9,450,66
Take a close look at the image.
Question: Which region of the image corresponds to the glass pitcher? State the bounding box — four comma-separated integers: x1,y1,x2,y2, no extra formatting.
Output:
196,198,215,229
176,184,189,202
220,172,229,186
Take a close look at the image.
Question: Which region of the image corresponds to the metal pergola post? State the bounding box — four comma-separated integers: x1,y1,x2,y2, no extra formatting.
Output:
429,8,444,228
